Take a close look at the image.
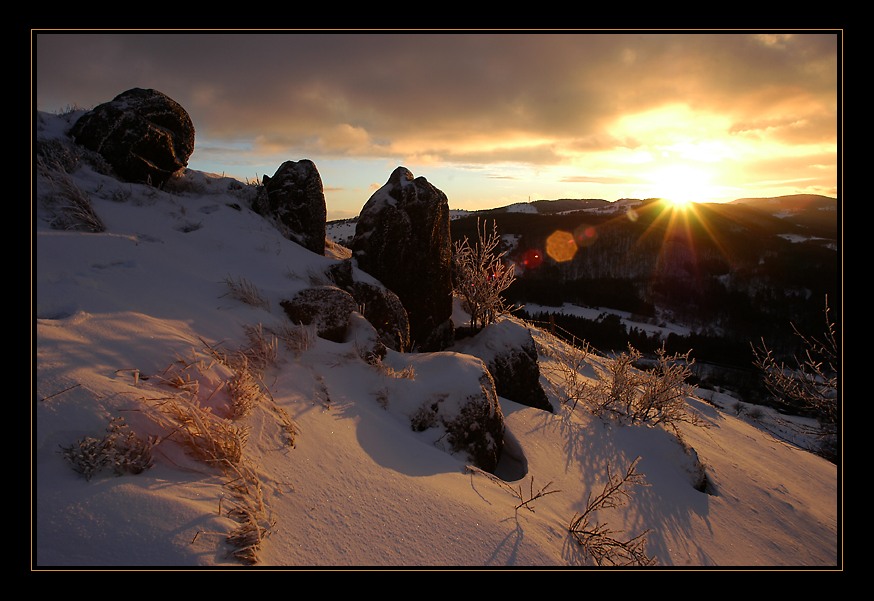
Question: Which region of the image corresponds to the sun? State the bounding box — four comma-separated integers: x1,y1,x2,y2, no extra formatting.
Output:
664,196,693,210
644,164,718,208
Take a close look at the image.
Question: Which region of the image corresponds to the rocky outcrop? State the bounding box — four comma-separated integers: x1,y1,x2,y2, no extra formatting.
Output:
69,88,195,187
327,260,411,352
350,167,453,351
451,318,553,413
255,159,327,255
280,286,357,343
383,351,505,473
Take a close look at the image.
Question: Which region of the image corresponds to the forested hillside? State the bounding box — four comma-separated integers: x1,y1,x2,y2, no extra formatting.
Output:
445,196,839,404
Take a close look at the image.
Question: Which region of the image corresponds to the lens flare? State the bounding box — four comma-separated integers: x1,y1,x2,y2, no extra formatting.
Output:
520,248,544,269
573,224,598,248
546,230,577,262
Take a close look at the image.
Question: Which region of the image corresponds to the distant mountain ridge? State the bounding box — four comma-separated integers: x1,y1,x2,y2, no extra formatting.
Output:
730,193,837,209
329,194,837,228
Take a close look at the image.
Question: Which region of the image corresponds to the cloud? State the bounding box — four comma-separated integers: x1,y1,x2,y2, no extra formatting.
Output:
560,175,629,184
35,31,839,201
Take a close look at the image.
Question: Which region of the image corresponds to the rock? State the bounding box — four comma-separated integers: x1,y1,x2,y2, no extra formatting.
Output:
383,351,505,473
451,318,553,413
327,259,411,352
350,167,453,351
256,159,327,255
280,286,358,343
350,282,411,352
69,88,195,187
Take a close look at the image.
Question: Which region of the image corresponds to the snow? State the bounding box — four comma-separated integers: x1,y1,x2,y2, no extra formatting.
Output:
33,111,840,570
778,233,834,246
326,219,357,245
523,302,694,339
505,202,538,214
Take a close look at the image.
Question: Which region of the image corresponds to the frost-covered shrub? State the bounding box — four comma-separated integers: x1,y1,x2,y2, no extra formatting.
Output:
60,417,155,480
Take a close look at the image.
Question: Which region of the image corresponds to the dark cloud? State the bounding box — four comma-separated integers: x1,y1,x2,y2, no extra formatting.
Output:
34,31,839,180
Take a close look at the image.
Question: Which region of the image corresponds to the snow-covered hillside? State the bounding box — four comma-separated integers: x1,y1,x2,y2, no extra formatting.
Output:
33,111,839,569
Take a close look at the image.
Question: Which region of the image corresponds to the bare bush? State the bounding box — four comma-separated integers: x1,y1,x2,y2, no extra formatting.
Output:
453,218,516,331
541,338,592,411
465,466,561,515
568,457,656,567
60,416,155,480
504,476,561,513
587,344,703,428
752,297,838,461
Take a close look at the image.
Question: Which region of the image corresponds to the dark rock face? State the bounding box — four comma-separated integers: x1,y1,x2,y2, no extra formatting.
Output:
257,160,327,255
350,167,453,351
280,286,357,343
350,282,410,352
69,88,195,187
488,341,553,413
327,260,411,352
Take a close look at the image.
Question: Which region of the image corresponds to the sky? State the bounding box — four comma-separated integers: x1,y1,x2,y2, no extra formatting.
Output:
33,29,840,220
33,110,840,569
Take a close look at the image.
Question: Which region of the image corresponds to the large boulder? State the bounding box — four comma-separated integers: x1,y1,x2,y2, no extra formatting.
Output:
451,318,553,413
381,351,505,473
256,160,327,255
280,286,357,343
327,260,411,352
69,88,195,187
350,167,453,351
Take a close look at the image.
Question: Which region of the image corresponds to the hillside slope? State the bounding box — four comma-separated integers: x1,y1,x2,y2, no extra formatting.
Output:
33,111,839,569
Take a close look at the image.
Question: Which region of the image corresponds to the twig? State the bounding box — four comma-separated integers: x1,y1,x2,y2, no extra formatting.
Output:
39,383,81,402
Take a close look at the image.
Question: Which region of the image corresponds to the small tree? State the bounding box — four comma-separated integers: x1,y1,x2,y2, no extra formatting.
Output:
751,297,838,461
452,218,516,331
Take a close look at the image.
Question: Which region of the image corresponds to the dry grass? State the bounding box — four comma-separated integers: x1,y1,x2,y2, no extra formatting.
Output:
150,395,248,467
222,276,270,311
238,324,278,375
269,322,314,355
39,162,106,233
221,465,275,565
381,363,415,379
143,388,275,563
188,454,276,565
227,365,262,419
136,328,298,564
